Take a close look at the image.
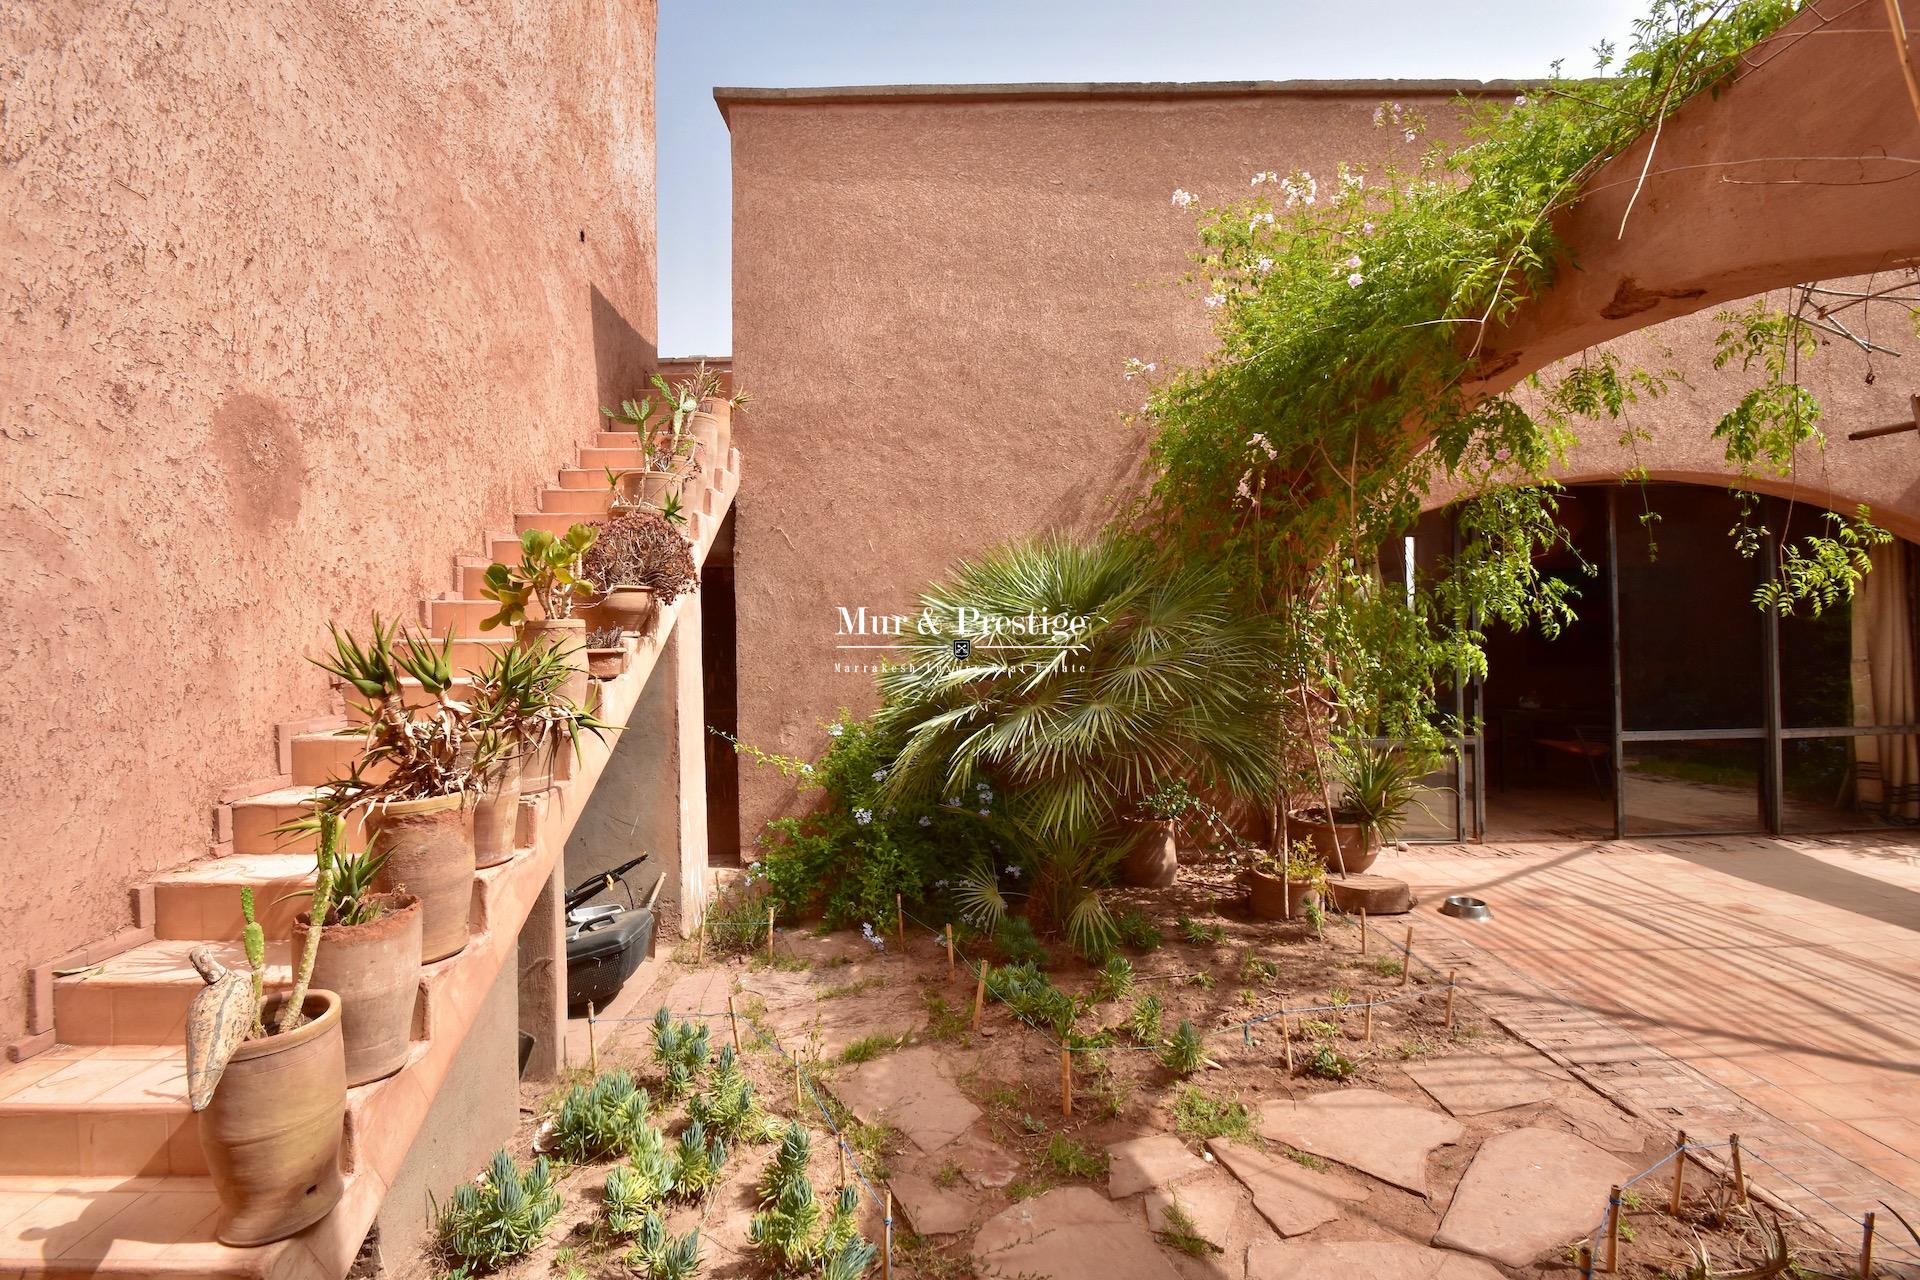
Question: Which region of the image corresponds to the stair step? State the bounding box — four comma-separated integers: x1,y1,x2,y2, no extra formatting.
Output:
539,488,613,515
0,1173,278,1276
512,510,602,538
286,729,375,787
0,1046,203,1176
557,467,604,491
426,600,502,637
593,429,649,448
151,855,316,941
229,788,367,857
577,446,650,469
445,635,515,676
52,938,286,1047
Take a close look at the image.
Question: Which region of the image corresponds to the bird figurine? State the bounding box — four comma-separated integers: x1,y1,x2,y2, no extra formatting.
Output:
184,946,255,1111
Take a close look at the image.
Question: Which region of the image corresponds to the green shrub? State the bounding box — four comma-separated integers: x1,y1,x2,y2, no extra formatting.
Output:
605,1125,677,1228
1171,1087,1255,1142
651,1009,711,1100
1161,1020,1207,1076
993,915,1050,968
687,1046,768,1141
625,1212,703,1279
1092,954,1135,1003
671,1119,729,1200
1177,915,1225,946
1305,1044,1357,1080
985,962,1081,1038
438,1150,561,1270
1045,1133,1109,1180
551,1069,650,1162
749,1124,876,1278
1126,993,1165,1045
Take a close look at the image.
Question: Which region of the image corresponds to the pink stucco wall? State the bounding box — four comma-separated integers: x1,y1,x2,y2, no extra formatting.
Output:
722,83,1919,855
0,2,658,1042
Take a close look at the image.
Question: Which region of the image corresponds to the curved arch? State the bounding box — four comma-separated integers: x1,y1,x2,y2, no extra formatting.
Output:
1471,0,1920,396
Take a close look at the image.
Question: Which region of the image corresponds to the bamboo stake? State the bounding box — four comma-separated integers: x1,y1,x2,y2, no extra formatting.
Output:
1443,971,1457,1031
896,894,905,951
1060,1046,1073,1117
972,963,988,1032
946,924,955,980
1578,1243,1594,1280
766,905,776,961
1605,1185,1622,1272
1669,1132,1688,1216
695,914,706,965
1361,909,1369,954
587,1002,598,1074
1282,1012,1294,1072
884,1190,895,1280
1363,1000,1374,1042
1860,1211,1875,1280
727,994,742,1054
1400,926,1414,987
795,1056,804,1112
838,1138,847,1188
1730,1133,1747,1204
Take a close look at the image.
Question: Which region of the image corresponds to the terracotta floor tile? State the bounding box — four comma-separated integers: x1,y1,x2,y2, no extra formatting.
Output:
0,1189,142,1261
56,1187,221,1262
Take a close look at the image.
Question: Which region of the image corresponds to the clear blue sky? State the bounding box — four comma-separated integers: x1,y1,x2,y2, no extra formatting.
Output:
656,0,1644,356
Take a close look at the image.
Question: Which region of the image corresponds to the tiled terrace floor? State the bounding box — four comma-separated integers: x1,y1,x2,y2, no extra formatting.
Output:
1393,835,1920,1259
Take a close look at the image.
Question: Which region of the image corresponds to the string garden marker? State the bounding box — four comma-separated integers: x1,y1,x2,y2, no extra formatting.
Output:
587,1001,598,1074
1443,971,1457,1031
766,905,776,961
1859,1210,1875,1280
1060,1047,1073,1117
1730,1133,1747,1204
727,994,742,1054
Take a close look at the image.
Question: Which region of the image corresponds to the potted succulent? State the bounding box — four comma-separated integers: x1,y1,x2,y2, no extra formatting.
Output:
1288,742,1426,874
186,837,344,1245
287,819,422,1085
1244,839,1327,920
312,618,496,963
469,640,615,798
480,524,599,712
1125,778,1194,888
581,507,699,640
585,624,629,679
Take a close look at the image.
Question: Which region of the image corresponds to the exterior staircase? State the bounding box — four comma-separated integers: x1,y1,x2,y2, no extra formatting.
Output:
0,426,739,1277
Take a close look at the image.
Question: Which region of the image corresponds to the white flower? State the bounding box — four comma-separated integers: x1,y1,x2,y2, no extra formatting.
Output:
1346,254,1362,268
1122,357,1157,382
1171,188,1196,209
1361,220,1376,236
854,807,873,825
934,879,948,889
1236,473,1253,502
1514,94,1528,106
800,763,814,775
1372,104,1386,126
872,768,887,781
1204,292,1227,309
945,796,960,807
1403,128,1417,143
826,723,844,737
1254,256,1275,274
1347,271,1365,288
1005,865,1022,879
1246,211,1275,234
919,815,933,827
979,808,991,817
1248,433,1277,461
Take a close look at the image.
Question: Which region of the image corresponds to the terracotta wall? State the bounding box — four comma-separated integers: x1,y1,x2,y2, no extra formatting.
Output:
722,84,1919,855
0,2,658,1042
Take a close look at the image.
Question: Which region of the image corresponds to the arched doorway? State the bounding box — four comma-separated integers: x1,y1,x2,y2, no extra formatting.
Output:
1399,481,1920,841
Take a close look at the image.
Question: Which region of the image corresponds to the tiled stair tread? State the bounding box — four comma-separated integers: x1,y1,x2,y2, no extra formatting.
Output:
61,938,297,989
226,786,323,811
0,1174,286,1275
151,855,315,887
0,1047,184,1109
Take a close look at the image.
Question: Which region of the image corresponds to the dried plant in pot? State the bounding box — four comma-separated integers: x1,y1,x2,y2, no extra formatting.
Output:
311,618,495,963
480,524,598,711
584,624,629,679
582,506,699,641
284,820,422,1086
185,831,345,1245
1244,840,1328,921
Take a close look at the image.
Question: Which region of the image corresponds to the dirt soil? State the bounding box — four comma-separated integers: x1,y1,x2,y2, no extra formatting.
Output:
398,859,1837,1280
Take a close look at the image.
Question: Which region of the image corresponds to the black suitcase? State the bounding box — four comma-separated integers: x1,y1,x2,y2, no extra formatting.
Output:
567,909,656,1011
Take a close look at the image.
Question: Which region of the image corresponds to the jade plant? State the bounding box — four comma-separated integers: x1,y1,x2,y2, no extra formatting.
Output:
437,1149,561,1270
183,815,339,1110
478,525,599,630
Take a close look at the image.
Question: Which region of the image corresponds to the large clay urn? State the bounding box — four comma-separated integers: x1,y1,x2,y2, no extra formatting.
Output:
295,894,421,1086
517,617,590,711
369,793,474,963
1245,868,1323,921
1122,820,1179,888
601,585,659,638
473,755,523,868
689,409,723,476
198,990,346,1245
698,396,733,462
1287,810,1381,874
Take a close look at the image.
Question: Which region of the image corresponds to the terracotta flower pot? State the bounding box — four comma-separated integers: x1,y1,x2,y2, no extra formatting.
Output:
1245,868,1323,921
1122,819,1179,888
520,727,555,794
517,617,590,710
698,397,733,464
198,990,346,1245
689,410,722,472
601,585,659,638
473,755,524,868
294,894,421,1086
1287,810,1382,874
587,645,629,680
369,793,474,963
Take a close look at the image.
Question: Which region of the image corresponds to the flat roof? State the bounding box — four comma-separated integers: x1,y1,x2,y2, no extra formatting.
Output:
714,78,1533,125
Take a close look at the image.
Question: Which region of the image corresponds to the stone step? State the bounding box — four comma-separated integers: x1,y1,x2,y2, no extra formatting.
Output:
0,1045,204,1177
512,510,603,539
538,487,613,516
0,1171,289,1275
577,446,650,470
593,429,649,448
557,467,604,491
426,598,506,638
444,635,516,676
151,855,317,941
286,729,375,787
228,788,368,857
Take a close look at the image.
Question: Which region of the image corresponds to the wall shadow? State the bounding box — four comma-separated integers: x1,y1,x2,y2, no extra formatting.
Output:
591,284,657,407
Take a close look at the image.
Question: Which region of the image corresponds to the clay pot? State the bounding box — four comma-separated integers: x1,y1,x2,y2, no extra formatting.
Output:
611,468,682,512
517,617,590,710
587,646,629,680
1287,810,1381,874
1245,868,1323,921
520,727,555,794
473,755,524,868
689,410,722,472
601,585,659,638
295,894,421,1086
198,990,346,1245
1122,819,1179,888
698,397,733,463
368,793,474,963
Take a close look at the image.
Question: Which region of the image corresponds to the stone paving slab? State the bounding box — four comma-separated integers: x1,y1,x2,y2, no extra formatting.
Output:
942,1123,1023,1189
973,1185,1184,1280
1431,1127,1635,1267
1256,1088,1463,1195
832,1044,981,1154
1546,1086,1645,1154
1404,1051,1557,1116
1142,1171,1245,1260
1246,1240,1505,1280
1205,1138,1369,1237
891,1170,978,1236
1109,1133,1212,1199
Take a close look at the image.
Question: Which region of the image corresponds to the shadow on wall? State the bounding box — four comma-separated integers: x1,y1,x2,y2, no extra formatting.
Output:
591,284,656,409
